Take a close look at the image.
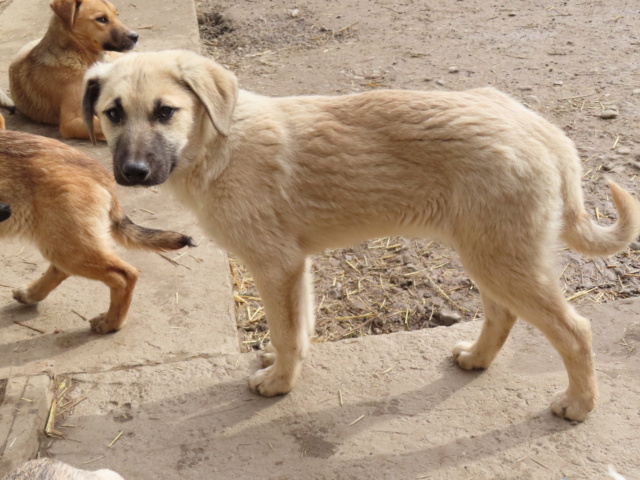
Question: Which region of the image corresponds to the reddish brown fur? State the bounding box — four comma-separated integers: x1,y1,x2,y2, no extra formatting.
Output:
8,0,137,140
0,130,192,333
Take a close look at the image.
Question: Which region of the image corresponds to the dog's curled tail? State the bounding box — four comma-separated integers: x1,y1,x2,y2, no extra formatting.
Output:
111,215,195,251
562,180,640,257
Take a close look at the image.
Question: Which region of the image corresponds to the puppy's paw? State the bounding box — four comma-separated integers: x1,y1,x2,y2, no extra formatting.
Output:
550,390,595,422
90,314,121,335
259,343,277,367
12,287,38,305
452,341,488,370
248,366,294,397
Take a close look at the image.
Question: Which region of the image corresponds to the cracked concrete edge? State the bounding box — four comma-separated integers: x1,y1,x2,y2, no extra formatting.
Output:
0,375,53,476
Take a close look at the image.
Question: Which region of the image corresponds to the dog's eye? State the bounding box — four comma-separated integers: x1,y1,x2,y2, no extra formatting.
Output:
104,108,122,123
157,106,176,121
96,16,109,24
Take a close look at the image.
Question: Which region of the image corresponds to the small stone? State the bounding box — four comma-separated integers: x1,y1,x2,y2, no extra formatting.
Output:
289,8,299,17
437,310,462,327
402,253,413,264
633,89,640,95
518,85,534,91
436,79,446,86
448,66,459,73
600,110,618,119
507,11,516,16
553,80,564,86
630,242,640,251
631,161,640,170
616,146,631,155
602,162,615,172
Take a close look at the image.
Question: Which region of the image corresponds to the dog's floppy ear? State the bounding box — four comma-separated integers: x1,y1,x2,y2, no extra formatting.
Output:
179,53,238,137
82,75,102,145
50,0,81,28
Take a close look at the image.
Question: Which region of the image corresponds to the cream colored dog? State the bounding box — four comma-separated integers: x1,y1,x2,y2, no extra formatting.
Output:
82,50,640,422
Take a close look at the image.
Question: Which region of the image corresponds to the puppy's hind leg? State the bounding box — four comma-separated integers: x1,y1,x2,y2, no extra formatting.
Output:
52,250,138,334
13,264,69,304
453,291,517,370
248,257,312,396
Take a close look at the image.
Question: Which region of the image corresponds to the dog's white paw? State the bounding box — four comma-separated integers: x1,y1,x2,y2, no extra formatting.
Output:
248,366,294,397
452,341,488,370
550,390,594,422
12,287,37,305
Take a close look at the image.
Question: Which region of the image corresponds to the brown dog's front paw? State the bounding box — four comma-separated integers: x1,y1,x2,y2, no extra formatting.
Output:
90,313,121,334
12,287,37,305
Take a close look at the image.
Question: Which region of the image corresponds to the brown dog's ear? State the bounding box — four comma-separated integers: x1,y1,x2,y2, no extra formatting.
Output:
179,53,238,137
82,76,101,145
50,0,81,28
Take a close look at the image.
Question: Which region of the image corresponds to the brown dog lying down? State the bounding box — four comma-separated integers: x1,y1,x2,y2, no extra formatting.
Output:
9,0,137,140
1,458,125,480
0,130,193,333
84,50,640,421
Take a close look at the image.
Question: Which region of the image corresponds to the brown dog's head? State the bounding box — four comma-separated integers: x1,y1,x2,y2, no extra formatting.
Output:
82,50,238,187
50,0,138,53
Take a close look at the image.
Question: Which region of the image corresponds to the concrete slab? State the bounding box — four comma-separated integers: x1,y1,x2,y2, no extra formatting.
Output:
42,299,640,479
0,0,239,381
0,375,53,475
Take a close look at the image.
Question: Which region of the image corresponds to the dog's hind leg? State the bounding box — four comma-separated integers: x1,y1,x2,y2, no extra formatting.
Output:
13,264,69,304
452,291,517,370
48,249,138,334
248,257,311,396
458,251,597,421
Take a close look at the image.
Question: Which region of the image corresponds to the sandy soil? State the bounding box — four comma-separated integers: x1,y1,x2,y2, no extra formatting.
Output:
196,0,640,350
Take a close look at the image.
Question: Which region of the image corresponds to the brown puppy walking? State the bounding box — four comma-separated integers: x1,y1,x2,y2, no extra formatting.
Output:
0,130,193,333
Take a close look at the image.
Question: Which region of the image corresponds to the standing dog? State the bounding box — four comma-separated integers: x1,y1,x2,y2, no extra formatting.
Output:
0,130,193,333
83,50,640,421
9,0,137,140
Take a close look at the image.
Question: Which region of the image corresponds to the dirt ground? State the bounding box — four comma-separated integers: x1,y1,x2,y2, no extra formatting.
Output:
195,0,640,351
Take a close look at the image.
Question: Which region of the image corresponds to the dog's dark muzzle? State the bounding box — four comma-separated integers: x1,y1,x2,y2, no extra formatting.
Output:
113,133,176,187
104,30,139,52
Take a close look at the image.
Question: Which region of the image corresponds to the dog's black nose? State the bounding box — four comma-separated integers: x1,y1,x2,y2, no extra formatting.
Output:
122,162,150,183
128,32,139,44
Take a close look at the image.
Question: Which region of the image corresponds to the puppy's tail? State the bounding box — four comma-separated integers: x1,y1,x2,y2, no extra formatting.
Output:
111,212,194,252
562,179,640,257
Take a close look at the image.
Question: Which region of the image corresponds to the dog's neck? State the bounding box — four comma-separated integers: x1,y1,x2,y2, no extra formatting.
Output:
37,16,101,66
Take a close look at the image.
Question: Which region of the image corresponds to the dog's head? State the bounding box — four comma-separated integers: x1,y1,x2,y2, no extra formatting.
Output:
0,202,11,223
50,0,138,53
82,50,238,186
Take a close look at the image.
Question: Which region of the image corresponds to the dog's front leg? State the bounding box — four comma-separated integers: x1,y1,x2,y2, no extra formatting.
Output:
248,258,314,396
